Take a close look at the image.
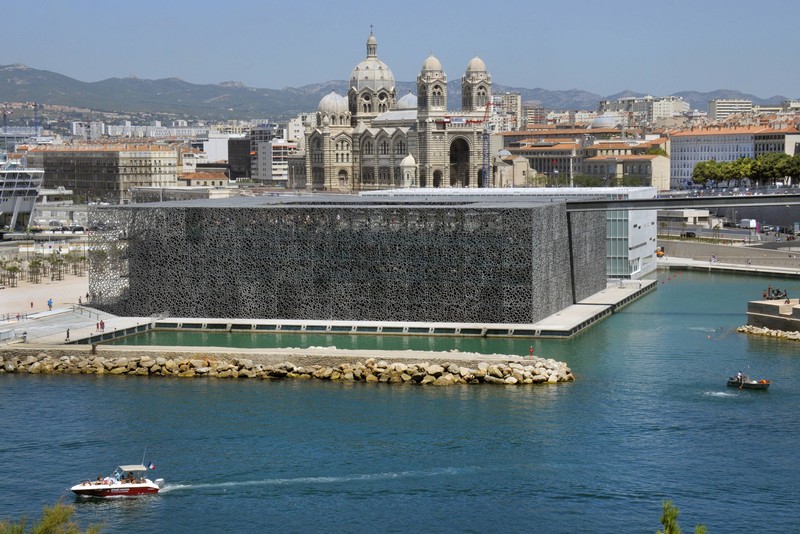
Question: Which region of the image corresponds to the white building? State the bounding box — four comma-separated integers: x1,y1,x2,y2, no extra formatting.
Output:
670,125,800,188
708,99,752,121
203,132,244,163
670,126,758,188
286,113,314,150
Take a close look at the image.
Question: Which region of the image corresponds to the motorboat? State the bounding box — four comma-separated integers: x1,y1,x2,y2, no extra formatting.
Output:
71,464,164,497
727,375,771,390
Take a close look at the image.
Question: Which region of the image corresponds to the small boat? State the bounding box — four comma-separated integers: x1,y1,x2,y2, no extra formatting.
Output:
71,464,164,498
727,375,771,390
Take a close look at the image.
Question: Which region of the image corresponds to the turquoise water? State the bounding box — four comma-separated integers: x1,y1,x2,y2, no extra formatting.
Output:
2,271,799,533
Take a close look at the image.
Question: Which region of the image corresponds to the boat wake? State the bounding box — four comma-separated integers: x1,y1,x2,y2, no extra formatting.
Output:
160,467,467,494
704,391,736,398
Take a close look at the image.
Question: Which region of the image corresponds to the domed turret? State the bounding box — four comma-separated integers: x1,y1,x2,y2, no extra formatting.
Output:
421,54,443,73
348,30,397,120
349,31,395,93
466,56,486,73
397,91,418,110
318,91,349,114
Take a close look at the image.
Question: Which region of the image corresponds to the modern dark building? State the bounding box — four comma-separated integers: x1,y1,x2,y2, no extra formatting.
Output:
228,137,251,180
88,194,607,325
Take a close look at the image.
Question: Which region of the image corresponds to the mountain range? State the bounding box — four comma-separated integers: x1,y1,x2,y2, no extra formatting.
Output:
0,63,791,122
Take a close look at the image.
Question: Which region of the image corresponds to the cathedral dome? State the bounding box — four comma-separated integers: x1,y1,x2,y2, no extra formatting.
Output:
421,54,443,73
350,32,395,92
466,56,487,73
318,90,348,114
397,91,418,110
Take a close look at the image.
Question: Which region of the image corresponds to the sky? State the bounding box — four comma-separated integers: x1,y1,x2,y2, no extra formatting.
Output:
5,0,798,99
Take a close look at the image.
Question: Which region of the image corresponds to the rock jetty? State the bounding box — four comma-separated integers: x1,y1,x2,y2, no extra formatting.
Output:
737,325,800,341
0,351,574,386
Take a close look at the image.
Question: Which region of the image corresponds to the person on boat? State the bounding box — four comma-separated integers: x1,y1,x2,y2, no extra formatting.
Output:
95,475,103,484
737,371,743,384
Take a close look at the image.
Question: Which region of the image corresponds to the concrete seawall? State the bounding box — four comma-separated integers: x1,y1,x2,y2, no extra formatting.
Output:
0,347,575,386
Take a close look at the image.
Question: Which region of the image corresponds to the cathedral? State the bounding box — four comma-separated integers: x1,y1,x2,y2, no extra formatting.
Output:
304,31,493,192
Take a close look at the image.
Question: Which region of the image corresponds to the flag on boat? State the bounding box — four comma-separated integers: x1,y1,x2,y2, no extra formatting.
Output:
148,462,156,470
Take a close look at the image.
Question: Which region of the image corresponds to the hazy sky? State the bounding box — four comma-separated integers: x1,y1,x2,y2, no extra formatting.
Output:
7,0,797,99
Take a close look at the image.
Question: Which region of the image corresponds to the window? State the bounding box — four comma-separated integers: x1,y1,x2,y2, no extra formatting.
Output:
380,140,389,155
432,86,443,108
477,86,487,108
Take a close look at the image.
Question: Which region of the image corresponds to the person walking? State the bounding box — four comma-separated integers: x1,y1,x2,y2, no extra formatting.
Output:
65,329,70,341
47,298,53,311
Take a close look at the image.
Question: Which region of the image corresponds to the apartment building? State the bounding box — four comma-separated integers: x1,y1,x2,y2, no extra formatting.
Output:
490,93,522,132
522,104,547,128
708,99,752,121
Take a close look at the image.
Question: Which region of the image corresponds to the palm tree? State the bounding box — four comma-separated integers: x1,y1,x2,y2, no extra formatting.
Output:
4,262,21,288
28,256,43,284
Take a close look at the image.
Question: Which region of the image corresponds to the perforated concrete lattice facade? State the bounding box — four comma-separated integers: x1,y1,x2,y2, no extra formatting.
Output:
88,195,607,325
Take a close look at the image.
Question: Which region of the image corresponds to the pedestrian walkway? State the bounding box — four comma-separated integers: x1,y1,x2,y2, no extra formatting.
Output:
658,256,800,278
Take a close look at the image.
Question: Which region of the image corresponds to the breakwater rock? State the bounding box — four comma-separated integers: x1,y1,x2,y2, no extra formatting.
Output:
0,351,574,385
737,325,800,341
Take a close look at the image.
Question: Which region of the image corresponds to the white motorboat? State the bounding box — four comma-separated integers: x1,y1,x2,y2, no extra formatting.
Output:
71,464,164,498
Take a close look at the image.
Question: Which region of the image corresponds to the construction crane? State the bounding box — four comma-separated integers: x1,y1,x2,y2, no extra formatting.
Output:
481,100,493,188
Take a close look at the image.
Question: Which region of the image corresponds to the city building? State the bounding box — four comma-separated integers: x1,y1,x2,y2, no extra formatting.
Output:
522,104,547,128
600,96,689,125
28,144,178,203
754,126,800,158
708,99,753,121
781,100,800,113
258,140,299,187
670,125,800,188
490,93,522,132
249,123,278,182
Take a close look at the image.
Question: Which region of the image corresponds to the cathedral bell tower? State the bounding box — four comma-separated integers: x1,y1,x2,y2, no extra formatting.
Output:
461,56,491,113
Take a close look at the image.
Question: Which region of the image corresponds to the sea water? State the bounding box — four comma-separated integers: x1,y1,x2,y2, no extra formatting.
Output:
1,271,799,533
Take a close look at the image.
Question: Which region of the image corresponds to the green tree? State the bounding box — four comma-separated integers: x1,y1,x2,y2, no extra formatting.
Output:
729,157,755,185
754,152,792,186
656,500,707,534
0,501,101,534
788,153,800,181
646,147,669,157
691,159,719,185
